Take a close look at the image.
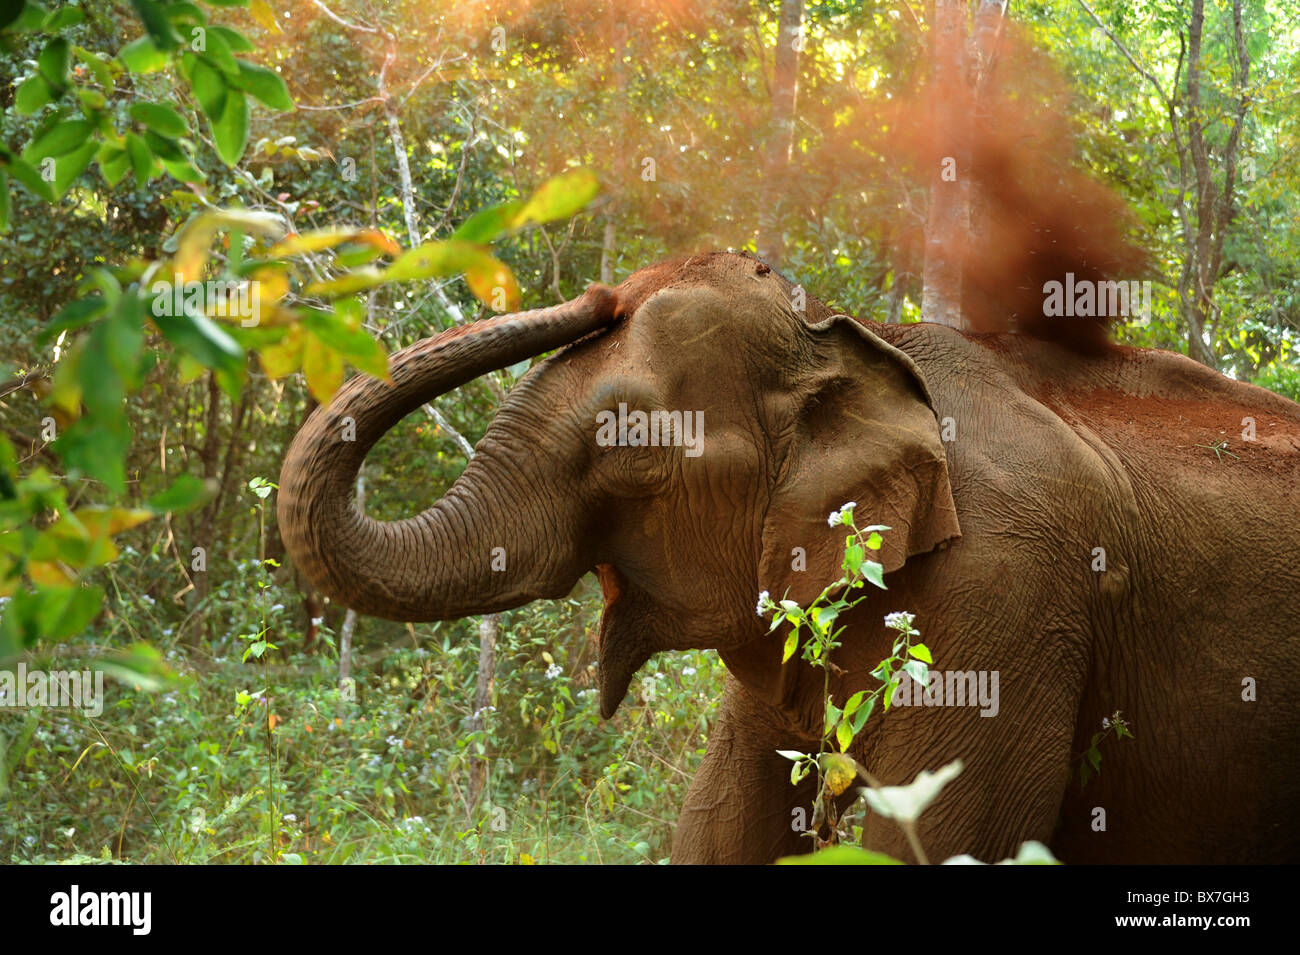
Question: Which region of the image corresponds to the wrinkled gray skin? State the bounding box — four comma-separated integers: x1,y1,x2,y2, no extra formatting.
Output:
280,252,1300,864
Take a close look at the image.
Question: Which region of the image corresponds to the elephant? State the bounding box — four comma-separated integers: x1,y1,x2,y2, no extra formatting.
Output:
279,251,1300,864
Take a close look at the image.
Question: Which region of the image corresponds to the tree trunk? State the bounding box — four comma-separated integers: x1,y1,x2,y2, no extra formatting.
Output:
187,372,222,648
466,613,498,812
1181,0,1249,368
600,209,617,286
920,0,969,328
756,0,803,267
337,468,363,694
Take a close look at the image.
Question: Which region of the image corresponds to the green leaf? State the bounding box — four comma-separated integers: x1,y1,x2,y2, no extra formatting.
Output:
776,846,905,865
95,642,178,691
39,297,101,345
54,417,130,494
233,60,293,111
0,586,106,647
78,302,143,410
74,48,115,93
187,56,227,119
147,474,212,513
842,689,867,718
142,130,185,162
823,701,842,735
907,643,933,664
129,101,189,138
14,73,53,114
130,0,180,51
36,36,70,90
150,306,244,375
22,120,95,162
210,88,249,166
49,142,97,199
862,560,885,589
118,35,168,73
161,157,205,184
901,659,928,689
209,25,255,53
451,201,525,244
125,131,156,184
850,694,877,734
2,155,53,201
4,2,47,33
198,27,240,76
810,604,838,633
843,541,864,575
835,718,853,752
303,306,390,381
1,0,31,32
44,4,86,30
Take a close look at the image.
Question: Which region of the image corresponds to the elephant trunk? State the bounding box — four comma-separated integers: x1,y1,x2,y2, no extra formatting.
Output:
277,286,619,621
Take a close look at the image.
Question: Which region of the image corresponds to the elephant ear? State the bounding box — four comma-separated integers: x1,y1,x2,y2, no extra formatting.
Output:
759,315,961,605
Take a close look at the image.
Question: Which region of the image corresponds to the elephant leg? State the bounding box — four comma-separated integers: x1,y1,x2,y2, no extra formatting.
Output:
857,665,1082,864
672,675,819,864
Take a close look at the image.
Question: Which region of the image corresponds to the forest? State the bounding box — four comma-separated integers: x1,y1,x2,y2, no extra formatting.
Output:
1,0,1297,869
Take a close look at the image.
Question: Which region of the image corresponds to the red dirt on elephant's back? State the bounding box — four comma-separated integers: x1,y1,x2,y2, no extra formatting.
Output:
1043,389,1300,475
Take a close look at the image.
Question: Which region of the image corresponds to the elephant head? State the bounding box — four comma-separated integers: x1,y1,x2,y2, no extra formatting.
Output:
278,252,960,718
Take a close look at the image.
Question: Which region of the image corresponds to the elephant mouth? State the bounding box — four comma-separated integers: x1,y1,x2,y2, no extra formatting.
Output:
594,563,656,719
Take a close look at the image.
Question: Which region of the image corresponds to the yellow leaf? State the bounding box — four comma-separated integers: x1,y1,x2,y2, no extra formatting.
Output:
29,560,75,587
177,353,205,384
302,331,344,403
249,0,282,34
73,507,155,536
822,753,858,796
268,228,398,258
466,258,520,311
260,324,303,379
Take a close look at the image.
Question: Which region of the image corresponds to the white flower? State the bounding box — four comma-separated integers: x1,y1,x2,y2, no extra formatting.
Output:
283,813,297,822
827,501,857,527
884,611,916,631
682,667,697,677
755,590,772,616
1101,716,1111,729
545,663,563,680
